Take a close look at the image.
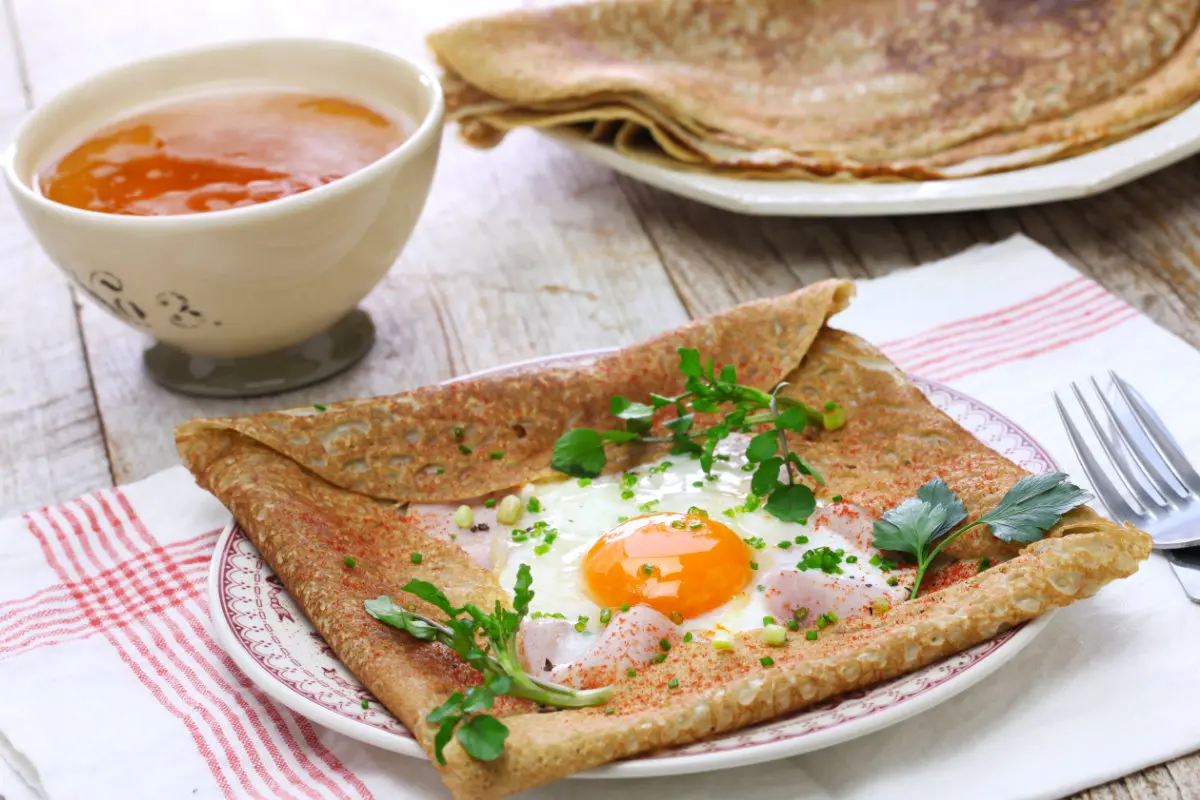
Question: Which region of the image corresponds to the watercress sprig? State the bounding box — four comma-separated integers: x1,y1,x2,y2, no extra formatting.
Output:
365,564,611,764
550,347,845,523
871,473,1092,599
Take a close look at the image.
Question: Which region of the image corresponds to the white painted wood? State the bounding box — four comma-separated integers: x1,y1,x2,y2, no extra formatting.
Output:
0,7,108,515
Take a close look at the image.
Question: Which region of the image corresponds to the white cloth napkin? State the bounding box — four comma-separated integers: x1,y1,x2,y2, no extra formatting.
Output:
2,235,1199,800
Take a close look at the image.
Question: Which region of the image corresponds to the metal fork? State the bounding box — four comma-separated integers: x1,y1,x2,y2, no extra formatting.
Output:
1055,372,1200,602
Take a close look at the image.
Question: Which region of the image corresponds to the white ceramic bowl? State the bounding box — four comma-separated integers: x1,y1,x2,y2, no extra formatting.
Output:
2,38,443,359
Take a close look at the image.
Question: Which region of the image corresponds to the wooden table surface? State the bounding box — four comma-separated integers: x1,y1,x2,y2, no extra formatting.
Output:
1,2,1197,798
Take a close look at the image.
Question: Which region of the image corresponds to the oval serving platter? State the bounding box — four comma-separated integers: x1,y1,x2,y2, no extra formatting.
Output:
208,353,1059,779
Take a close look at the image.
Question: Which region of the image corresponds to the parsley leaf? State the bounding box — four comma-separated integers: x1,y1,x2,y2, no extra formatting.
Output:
678,348,703,378
456,714,509,761
871,478,966,556
610,396,655,434
765,483,815,522
775,405,808,432
751,457,783,497
980,472,1092,542
551,429,607,477
746,432,779,462
872,474,1089,599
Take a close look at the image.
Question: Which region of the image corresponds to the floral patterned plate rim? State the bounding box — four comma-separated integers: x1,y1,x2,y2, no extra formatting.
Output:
208,352,1058,779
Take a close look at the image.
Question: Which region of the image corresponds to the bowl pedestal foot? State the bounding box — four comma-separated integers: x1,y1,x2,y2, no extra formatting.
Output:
142,309,375,398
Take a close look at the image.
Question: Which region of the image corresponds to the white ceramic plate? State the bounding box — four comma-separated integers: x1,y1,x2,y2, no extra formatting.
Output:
545,101,1200,216
208,358,1059,779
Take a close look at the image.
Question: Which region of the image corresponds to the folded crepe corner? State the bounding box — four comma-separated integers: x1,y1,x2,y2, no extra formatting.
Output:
178,279,1150,799
426,0,1200,181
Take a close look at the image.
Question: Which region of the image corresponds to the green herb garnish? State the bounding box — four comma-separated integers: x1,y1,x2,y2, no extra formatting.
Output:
550,348,843,524
343,556,357,568
796,546,844,574
365,566,611,764
872,474,1090,599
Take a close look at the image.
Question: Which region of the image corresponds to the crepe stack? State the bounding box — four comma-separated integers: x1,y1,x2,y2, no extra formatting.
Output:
179,282,1149,798
427,0,1200,180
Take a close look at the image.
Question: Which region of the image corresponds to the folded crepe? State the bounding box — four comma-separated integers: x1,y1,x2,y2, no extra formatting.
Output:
428,0,1200,180
178,282,1150,799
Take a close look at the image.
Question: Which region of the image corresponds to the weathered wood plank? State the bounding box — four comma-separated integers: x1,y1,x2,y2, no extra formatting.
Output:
0,1,108,516
10,0,689,483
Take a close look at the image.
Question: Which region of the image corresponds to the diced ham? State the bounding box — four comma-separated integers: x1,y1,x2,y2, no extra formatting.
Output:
761,567,906,626
519,606,679,689
810,502,876,552
404,502,501,570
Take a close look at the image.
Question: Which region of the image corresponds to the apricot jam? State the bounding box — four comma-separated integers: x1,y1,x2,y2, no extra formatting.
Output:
36,90,407,216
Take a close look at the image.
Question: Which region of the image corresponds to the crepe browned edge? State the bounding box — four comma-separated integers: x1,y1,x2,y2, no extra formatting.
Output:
178,286,1151,799
426,0,1200,181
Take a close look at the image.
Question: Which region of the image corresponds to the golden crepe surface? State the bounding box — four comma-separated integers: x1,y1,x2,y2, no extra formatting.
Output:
179,281,1150,799
428,0,1200,181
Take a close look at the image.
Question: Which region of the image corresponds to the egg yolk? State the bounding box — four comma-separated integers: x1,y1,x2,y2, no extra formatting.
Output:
583,512,752,619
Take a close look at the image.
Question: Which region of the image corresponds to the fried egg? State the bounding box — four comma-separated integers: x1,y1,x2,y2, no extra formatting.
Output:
409,434,908,686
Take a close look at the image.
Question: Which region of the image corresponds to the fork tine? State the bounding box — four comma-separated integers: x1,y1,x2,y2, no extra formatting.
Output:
1087,376,1186,504
1111,371,1200,495
1054,392,1142,522
1068,383,1165,513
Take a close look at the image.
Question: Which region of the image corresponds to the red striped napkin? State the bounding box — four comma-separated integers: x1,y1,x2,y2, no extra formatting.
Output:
3,236,1198,800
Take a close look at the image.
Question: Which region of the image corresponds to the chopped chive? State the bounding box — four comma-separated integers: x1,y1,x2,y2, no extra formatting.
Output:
452,426,464,440
489,451,504,460
683,632,694,643
887,576,899,586
435,467,445,475
484,498,496,508
313,403,327,412
599,608,613,624
653,653,667,663
361,698,369,709
750,561,759,570
617,515,630,523
526,497,542,513
604,708,616,715
410,553,422,564
620,603,631,612
621,490,635,500
978,557,992,572
668,678,679,690
692,481,704,488
762,616,775,626
659,638,671,651
845,555,858,563
577,478,592,488
642,564,654,576
626,667,637,678
760,656,774,667
795,535,809,545
669,611,684,625
777,541,792,550
787,619,800,631
831,494,843,503
343,556,356,568
458,444,472,455
823,401,836,412
805,630,818,641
